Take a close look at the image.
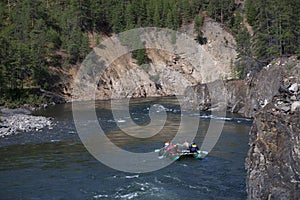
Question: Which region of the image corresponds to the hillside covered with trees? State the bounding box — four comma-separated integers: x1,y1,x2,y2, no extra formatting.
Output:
0,0,299,106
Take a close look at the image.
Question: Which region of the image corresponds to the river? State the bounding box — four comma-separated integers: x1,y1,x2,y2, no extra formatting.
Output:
0,97,252,199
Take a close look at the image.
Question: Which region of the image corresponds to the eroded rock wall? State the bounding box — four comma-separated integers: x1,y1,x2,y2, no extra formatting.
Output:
246,81,300,199
71,19,237,101
182,57,300,117
246,108,300,199
182,79,247,113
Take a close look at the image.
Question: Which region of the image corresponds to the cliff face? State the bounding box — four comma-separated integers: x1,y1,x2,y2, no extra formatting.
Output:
243,61,287,118
201,18,237,78
246,73,300,199
246,106,300,199
182,57,300,117
93,50,202,100
182,57,300,199
182,79,247,113
69,19,236,101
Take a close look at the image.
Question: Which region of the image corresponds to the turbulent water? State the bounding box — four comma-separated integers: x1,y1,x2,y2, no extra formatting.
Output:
0,97,252,199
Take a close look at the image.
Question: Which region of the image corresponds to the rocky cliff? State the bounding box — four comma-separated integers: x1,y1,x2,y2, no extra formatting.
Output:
70,19,237,101
182,57,300,117
246,65,300,199
183,57,300,199
182,79,247,113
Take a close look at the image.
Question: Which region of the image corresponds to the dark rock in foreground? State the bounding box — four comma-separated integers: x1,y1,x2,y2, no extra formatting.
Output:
246,101,300,199
246,58,300,199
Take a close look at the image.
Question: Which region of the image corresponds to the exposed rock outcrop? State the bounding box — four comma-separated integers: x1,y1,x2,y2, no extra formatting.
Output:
182,57,300,118
71,20,237,101
201,18,237,79
243,59,291,118
182,79,247,113
246,76,300,199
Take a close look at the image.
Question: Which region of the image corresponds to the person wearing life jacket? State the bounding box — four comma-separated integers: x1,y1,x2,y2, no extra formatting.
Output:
162,141,176,153
189,142,199,153
163,141,170,149
182,139,190,149
159,141,171,157
176,139,190,152
166,143,176,152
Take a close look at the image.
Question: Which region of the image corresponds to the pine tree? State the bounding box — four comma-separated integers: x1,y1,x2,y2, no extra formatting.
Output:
181,0,193,23
146,0,154,26
280,0,299,56
0,36,9,91
111,2,124,33
136,49,148,65
171,1,180,29
125,3,135,30
245,0,257,26
194,14,204,34
153,5,161,27
207,0,218,21
166,9,174,29
1,0,299,98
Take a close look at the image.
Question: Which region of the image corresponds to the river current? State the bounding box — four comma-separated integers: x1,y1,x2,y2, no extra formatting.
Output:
0,97,252,199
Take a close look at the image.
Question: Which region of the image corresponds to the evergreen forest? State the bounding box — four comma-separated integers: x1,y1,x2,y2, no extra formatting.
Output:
0,0,299,105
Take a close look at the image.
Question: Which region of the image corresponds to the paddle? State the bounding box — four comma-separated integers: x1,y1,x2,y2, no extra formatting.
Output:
197,150,209,159
155,148,172,159
154,148,165,159
198,150,208,155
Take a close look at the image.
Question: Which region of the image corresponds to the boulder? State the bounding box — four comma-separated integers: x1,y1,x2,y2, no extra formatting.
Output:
280,105,291,112
289,83,299,93
291,101,300,112
181,56,300,200
291,95,297,101
243,63,284,118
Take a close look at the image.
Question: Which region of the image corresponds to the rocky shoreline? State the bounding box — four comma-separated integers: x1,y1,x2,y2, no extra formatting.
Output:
0,87,67,137
0,108,53,137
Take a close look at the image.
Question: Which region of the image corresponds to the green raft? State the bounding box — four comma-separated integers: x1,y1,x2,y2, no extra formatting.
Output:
157,148,208,161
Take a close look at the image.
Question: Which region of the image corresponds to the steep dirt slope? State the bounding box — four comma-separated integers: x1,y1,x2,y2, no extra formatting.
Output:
69,19,237,101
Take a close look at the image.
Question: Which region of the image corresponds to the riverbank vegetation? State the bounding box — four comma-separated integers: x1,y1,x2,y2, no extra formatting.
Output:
0,0,299,107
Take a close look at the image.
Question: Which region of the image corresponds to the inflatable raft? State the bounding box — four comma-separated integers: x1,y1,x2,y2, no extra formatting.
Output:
156,148,208,161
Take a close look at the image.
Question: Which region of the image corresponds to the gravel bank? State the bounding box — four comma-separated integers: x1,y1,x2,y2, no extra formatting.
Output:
0,108,53,137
